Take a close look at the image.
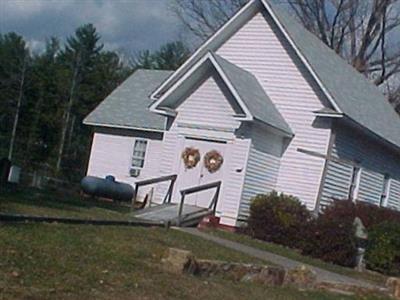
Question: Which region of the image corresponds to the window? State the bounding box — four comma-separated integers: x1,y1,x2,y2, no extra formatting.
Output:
130,139,148,177
349,166,361,201
380,175,391,207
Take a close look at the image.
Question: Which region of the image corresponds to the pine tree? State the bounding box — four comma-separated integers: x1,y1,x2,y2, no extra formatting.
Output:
132,41,190,70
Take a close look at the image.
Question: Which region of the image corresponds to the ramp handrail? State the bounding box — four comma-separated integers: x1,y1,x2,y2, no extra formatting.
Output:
177,181,221,226
132,174,177,210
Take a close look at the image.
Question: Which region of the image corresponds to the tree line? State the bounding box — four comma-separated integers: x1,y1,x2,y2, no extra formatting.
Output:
0,24,189,182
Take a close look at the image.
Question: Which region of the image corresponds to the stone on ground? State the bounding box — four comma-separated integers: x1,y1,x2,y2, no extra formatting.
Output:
161,247,286,286
387,277,400,299
161,248,194,274
284,265,317,289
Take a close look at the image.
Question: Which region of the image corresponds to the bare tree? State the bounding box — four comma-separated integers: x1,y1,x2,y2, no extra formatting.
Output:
286,0,400,87
171,0,400,112
171,0,248,41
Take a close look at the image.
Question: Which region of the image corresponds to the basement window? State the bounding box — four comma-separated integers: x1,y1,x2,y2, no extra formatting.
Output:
380,175,391,207
130,139,148,177
348,166,361,201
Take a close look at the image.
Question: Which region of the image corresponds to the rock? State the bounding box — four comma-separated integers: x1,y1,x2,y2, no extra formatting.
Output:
11,271,19,278
187,259,252,279
181,256,285,286
161,248,194,274
284,265,317,289
161,248,286,286
386,277,400,299
316,281,387,298
255,267,286,286
242,266,286,286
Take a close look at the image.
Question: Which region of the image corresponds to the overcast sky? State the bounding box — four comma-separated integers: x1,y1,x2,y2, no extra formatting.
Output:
0,0,183,55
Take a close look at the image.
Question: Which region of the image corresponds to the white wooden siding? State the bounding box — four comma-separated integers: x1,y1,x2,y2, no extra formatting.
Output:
320,124,400,209
220,138,251,226
87,133,133,181
176,72,241,133
154,130,181,203
320,160,353,208
357,170,385,205
388,179,400,211
217,11,331,209
87,132,163,200
239,125,283,220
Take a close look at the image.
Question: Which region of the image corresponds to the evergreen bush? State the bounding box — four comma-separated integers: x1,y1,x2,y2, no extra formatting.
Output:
365,222,400,276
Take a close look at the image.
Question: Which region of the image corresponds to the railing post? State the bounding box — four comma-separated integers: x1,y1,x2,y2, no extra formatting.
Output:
131,184,139,211
132,174,177,210
177,192,185,226
168,176,176,204
212,183,221,214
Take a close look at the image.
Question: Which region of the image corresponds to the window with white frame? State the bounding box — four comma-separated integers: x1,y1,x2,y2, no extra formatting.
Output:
130,139,148,177
380,175,391,207
349,166,361,201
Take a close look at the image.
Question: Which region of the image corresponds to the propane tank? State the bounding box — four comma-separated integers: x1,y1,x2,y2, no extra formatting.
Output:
81,176,134,202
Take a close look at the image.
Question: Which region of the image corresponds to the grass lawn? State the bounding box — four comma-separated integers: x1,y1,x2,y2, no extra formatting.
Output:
0,186,132,220
0,187,390,299
206,229,388,286
0,224,390,300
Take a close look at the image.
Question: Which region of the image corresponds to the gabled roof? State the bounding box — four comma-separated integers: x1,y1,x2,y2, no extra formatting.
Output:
150,0,400,150
151,52,293,136
212,53,292,135
84,69,172,131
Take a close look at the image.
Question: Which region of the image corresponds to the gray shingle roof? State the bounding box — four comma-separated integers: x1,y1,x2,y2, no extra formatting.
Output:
84,69,172,131
266,0,400,148
211,53,293,135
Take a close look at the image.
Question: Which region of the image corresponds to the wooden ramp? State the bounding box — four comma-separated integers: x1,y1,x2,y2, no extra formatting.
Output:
131,203,212,227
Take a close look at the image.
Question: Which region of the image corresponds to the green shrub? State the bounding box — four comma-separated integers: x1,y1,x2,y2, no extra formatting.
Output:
365,222,400,276
247,191,312,249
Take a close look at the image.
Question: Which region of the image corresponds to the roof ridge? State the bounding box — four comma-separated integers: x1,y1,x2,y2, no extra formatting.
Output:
135,68,175,73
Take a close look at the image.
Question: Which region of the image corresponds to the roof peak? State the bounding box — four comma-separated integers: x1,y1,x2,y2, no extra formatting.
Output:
149,0,400,150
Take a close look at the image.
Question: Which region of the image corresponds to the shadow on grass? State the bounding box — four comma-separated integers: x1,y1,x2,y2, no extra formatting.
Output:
0,185,131,214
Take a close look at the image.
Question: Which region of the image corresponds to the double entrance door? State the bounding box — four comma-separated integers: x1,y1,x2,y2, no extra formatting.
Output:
175,137,225,208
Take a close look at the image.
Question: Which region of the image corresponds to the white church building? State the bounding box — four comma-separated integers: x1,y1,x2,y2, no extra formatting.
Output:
84,0,400,226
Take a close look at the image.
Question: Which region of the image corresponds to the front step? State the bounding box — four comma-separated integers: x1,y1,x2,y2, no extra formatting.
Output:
131,203,213,227
173,210,213,227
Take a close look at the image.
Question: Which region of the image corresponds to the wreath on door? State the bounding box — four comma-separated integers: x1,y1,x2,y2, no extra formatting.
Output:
204,150,224,173
181,147,201,169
